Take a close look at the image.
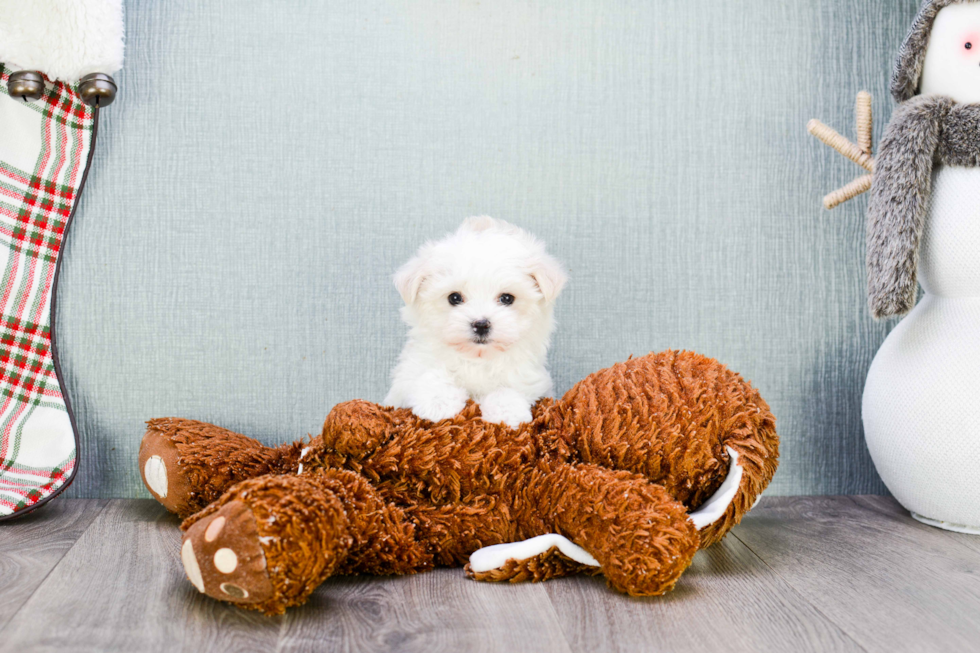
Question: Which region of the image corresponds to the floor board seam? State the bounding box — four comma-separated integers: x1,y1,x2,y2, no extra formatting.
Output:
538,585,578,653
730,529,871,653
276,610,290,653
0,499,110,640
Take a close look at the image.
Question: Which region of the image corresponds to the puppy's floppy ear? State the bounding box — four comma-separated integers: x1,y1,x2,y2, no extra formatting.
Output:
393,254,429,305
528,252,568,303
458,215,525,236
458,215,498,233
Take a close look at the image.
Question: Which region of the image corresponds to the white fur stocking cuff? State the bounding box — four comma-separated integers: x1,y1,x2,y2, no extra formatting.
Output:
0,0,124,83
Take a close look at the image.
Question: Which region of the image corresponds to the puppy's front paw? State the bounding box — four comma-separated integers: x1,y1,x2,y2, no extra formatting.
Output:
411,387,469,423
479,389,533,428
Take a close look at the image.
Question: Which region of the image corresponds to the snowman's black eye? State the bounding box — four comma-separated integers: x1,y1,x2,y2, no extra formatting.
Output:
967,42,974,50
448,292,464,306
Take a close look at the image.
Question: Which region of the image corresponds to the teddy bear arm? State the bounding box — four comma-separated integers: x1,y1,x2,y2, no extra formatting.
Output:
139,418,305,518
321,400,414,458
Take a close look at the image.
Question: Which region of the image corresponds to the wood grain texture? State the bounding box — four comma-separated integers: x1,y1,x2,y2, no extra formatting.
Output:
54,0,921,499
278,572,572,653
0,500,571,653
4,498,980,651
0,499,105,630
0,501,283,653
733,496,980,652
546,535,862,653
853,494,980,557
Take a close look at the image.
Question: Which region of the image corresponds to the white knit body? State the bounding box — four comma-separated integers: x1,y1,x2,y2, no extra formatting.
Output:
863,165,980,530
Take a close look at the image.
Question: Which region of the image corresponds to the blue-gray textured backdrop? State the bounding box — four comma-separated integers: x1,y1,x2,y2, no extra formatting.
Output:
58,0,922,498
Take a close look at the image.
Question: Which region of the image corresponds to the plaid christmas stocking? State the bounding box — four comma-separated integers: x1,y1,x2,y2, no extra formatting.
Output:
0,65,97,518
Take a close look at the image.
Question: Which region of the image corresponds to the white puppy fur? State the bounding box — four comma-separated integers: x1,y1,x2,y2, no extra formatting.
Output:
385,217,567,428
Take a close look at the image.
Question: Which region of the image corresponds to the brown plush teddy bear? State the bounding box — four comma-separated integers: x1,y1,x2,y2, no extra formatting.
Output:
138,351,777,615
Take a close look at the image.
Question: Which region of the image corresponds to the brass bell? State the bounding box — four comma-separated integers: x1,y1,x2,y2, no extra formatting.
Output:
7,71,46,103
78,73,117,108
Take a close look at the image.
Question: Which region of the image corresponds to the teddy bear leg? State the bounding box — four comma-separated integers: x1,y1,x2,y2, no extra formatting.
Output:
470,453,743,587
517,463,701,596
179,469,431,615
179,473,352,615
139,418,306,517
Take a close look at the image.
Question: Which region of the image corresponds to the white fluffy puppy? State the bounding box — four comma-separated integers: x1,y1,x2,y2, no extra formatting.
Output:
385,217,567,428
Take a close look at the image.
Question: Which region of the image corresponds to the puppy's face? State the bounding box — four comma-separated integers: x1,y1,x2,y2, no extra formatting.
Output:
417,266,544,358
394,217,567,360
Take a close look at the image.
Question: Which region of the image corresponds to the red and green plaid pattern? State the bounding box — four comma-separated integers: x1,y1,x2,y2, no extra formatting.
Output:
0,65,95,517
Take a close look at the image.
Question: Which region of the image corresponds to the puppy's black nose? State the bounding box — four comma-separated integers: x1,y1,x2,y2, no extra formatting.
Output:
472,319,492,338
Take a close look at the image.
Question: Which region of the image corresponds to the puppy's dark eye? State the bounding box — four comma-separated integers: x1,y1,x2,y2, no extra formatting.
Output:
499,293,515,306
968,42,974,50
448,292,464,306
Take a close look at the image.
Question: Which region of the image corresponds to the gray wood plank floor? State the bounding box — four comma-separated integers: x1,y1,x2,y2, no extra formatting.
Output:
1,497,978,653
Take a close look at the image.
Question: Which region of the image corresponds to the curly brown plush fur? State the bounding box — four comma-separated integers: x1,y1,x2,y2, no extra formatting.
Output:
140,351,778,615
139,418,305,516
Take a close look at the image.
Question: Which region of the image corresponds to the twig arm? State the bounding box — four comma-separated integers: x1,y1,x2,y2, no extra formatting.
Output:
807,119,875,173
824,174,873,210
856,91,873,155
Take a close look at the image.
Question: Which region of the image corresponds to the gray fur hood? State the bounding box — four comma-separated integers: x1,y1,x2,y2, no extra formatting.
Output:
892,0,973,103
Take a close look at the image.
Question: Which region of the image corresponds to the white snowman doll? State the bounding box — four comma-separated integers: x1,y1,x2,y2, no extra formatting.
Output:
811,0,980,533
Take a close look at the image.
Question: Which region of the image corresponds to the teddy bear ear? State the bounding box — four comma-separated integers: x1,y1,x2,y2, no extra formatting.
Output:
529,252,568,303
393,254,429,305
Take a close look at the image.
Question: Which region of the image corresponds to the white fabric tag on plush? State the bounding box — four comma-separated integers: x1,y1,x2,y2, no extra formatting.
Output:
688,447,743,530
469,533,600,573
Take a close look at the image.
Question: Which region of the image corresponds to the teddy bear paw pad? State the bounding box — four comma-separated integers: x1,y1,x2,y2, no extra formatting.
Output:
143,455,168,498
138,425,194,514
181,500,276,605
